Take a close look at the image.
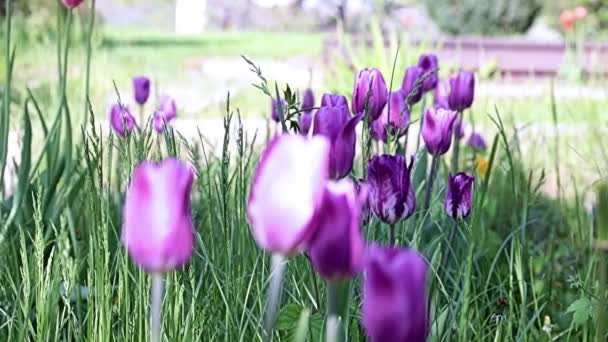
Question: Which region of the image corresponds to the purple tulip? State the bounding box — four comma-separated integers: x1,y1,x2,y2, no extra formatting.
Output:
321,93,348,107
153,111,166,133
308,179,366,281
401,66,424,105
133,76,151,105
445,172,475,220
158,95,177,121
467,132,487,150
417,54,439,93
301,88,315,114
247,134,330,255
434,78,450,109
62,0,84,8
110,103,136,138
448,71,475,112
352,68,388,121
299,112,313,135
313,105,363,179
362,245,428,342
371,91,410,142
122,158,195,272
355,178,370,224
271,97,287,123
454,116,466,140
422,107,458,156
367,155,416,225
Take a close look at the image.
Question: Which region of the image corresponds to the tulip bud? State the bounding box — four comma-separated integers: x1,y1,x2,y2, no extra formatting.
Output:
417,54,439,93
300,112,313,135
371,91,410,142
122,159,195,272
467,132,487,150
445,172,475,220
401,66,423,105
448,71,475,112
133,76,151,105
422,107,457,156
158,95,177,121
434,78,450,109
313,105,363,179
362,245,428,342
271,97,287,123
301,88,315,114
153,111,166,133
321,93,348,107
367,155,416,225
352,68,388,121
247,134,330,255
62,0,84,9
110,103,136,138
308,179,366,281
454,116,466,140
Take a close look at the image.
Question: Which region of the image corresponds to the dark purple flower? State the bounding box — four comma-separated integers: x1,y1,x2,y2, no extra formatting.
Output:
321,93,348,107
454,116,466,140
352,68,388,121
362,245,428,342
300,112,313,135
448,71,475,112
467,132,487,150
110,103,136,138
445,172,475,220
313,105,363,179
417,54,439,93
62,0,84,9
133,76,151,105
271,97,287,123
401,66,424,105
301,88,315,114
308,179,366,281
434,78,450,109
422,107,458,156
371,91,410,142
367,155,416,224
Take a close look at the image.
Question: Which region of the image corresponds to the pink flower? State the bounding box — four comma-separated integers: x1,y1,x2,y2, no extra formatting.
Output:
560,9,576,30
574,6,587,20
159,95,177,121
122,159,195,272
62,0,84,9
247,134,330,255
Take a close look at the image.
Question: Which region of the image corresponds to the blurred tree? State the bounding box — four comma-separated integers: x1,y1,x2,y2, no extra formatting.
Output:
425,0,543,35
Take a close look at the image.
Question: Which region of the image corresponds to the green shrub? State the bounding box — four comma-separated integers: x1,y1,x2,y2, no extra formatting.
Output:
425,0,543,35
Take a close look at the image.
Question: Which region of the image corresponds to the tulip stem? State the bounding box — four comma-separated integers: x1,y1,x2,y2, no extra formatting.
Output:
150,272,164,342
305,253,322,311
451,111,463,172
441,220,459,272
423,155,439,211
415,94,426,152
326,282,340,342
264,254,286,342
389,224,395,245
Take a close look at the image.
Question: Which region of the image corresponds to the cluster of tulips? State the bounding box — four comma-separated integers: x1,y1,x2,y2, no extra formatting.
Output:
115,48,488,341
108,76,178,137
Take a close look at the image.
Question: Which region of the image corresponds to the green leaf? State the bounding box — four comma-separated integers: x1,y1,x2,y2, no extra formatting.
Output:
275,303,301,331
566,297,594,326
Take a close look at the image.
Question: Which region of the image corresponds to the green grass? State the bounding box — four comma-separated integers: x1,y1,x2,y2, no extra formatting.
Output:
1,7,608,342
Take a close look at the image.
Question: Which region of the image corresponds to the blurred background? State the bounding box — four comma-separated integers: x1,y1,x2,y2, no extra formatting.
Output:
1,0,607,194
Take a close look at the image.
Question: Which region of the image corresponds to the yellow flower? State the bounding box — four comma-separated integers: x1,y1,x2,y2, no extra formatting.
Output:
475,155,489,177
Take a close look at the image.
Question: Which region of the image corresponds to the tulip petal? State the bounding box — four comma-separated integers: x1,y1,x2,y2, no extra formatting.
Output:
248,134,330,255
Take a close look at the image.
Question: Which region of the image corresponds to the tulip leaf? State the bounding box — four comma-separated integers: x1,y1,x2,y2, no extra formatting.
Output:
413,148,428,190
275,303,301,331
